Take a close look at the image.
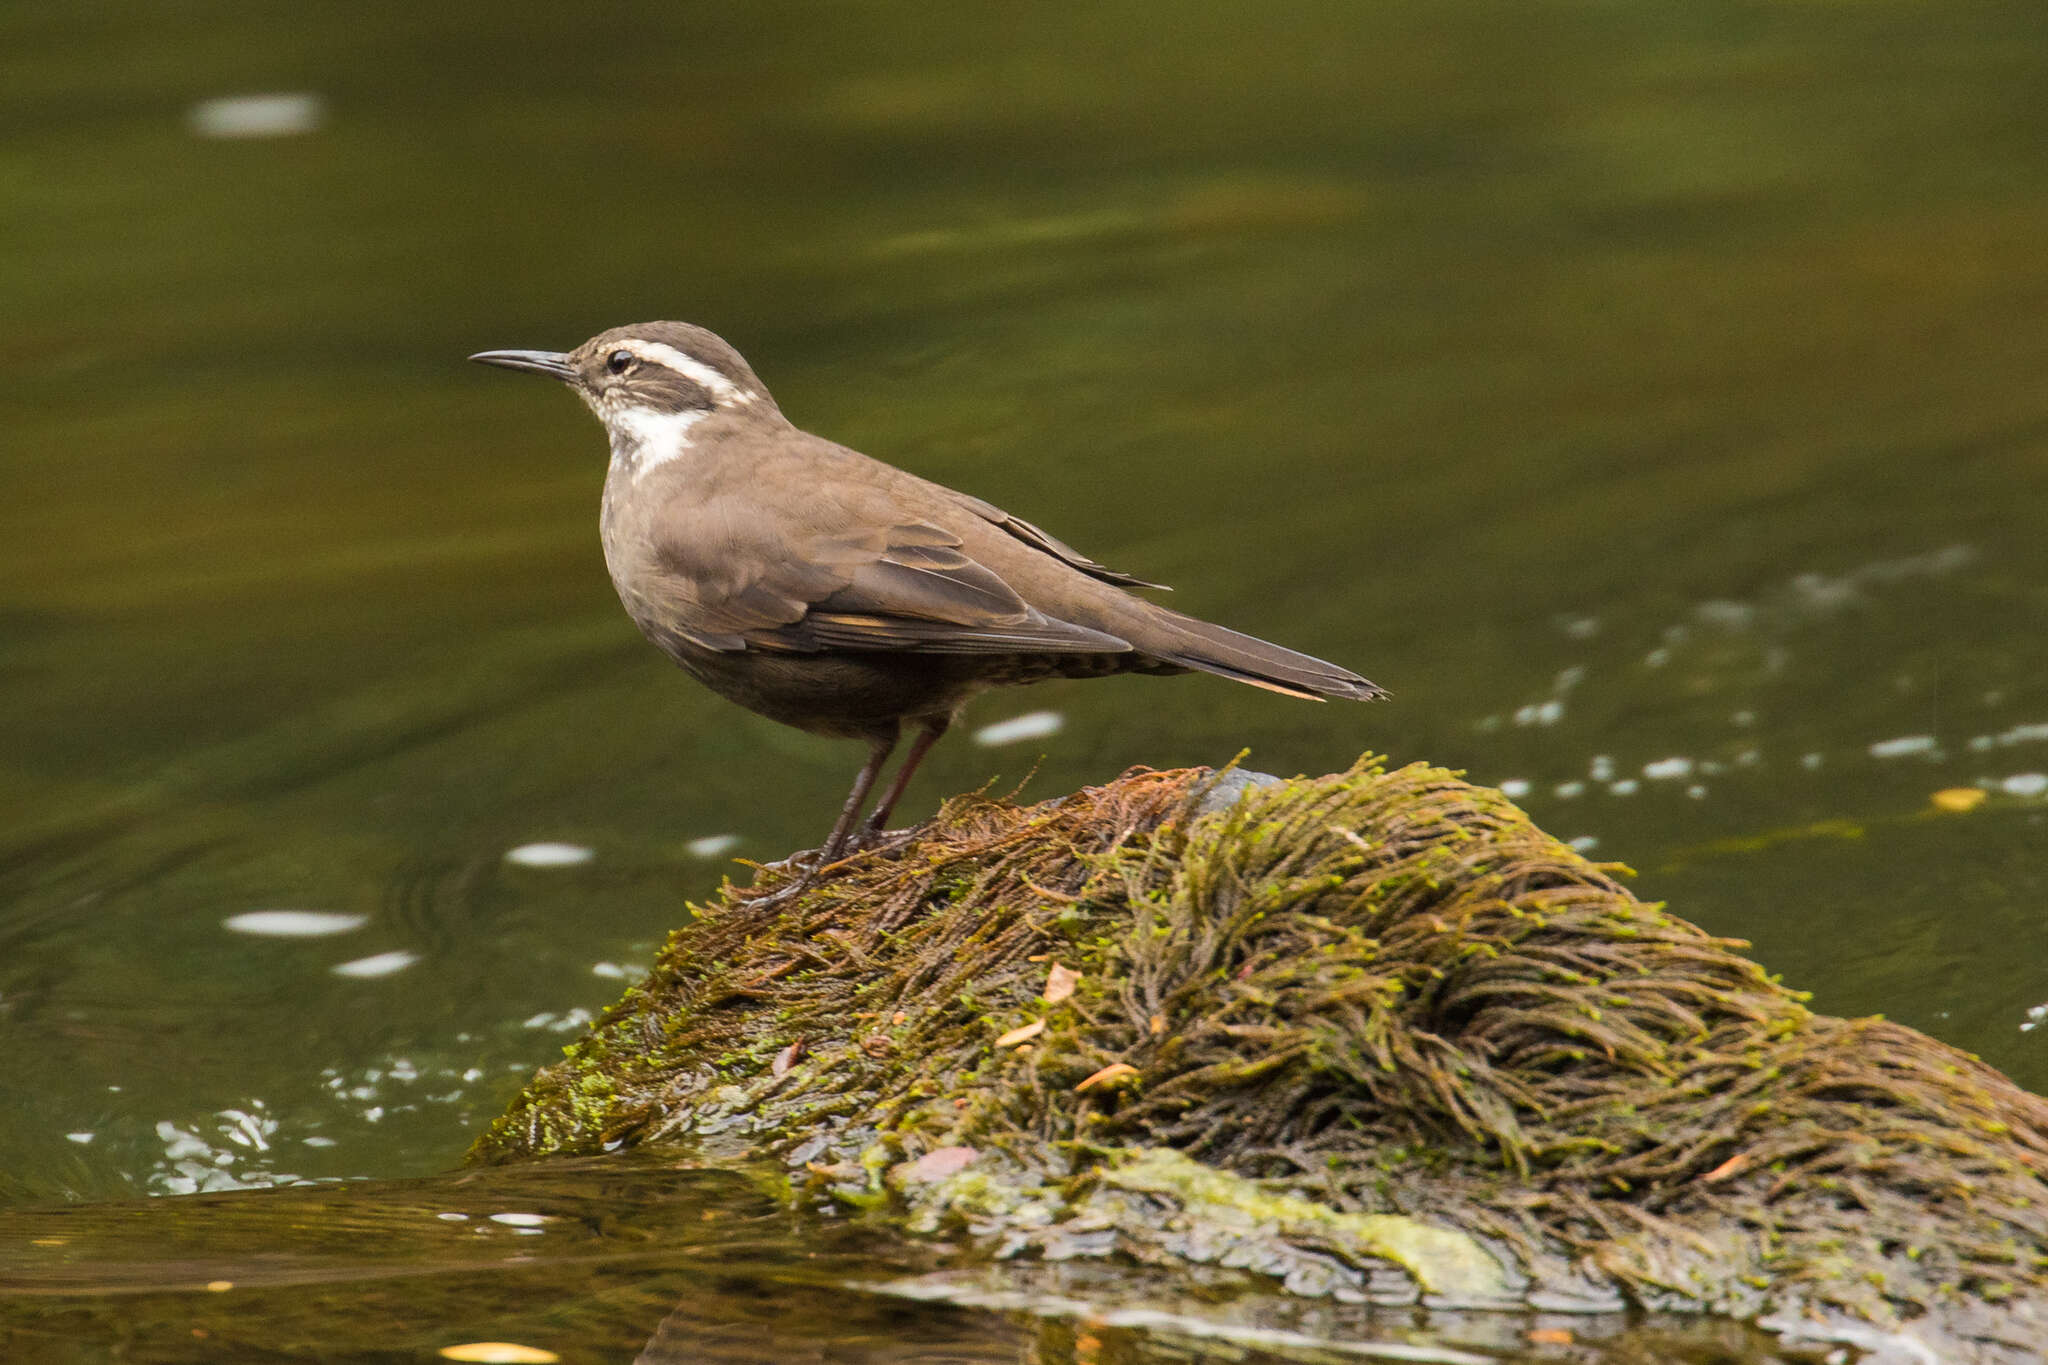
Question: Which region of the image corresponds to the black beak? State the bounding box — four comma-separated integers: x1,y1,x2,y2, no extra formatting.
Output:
468,349,576,381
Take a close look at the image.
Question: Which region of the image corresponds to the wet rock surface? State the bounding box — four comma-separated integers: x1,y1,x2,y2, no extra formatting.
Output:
474,758,2048,1362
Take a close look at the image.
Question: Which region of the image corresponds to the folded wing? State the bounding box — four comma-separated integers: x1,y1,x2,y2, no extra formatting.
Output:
630,497,1130,657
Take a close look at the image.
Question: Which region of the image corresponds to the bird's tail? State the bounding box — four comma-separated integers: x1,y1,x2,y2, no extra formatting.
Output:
1135,605,1386,702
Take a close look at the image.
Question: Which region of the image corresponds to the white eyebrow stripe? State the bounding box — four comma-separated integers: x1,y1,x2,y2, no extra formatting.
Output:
615,339,756,404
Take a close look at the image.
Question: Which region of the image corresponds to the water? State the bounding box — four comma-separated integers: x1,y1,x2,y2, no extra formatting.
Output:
5,0,2048,1357
1,1155,1814,1364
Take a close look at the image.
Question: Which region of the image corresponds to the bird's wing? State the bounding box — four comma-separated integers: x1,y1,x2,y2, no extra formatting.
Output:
630,494,1132,657
953,493,1170,591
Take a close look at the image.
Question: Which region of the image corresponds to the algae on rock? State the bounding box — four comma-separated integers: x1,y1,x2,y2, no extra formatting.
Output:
472,757,2048,1358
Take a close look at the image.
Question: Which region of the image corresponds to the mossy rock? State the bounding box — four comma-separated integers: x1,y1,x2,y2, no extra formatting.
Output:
472,757,2048,1359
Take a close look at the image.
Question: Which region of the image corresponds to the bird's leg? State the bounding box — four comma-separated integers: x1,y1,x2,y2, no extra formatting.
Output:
857,718,950,847
745,732,902,908
816,730,899,868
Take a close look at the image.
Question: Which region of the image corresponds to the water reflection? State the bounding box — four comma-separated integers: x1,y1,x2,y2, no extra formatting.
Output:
1470,542,2048,836
0,1156,1825,1363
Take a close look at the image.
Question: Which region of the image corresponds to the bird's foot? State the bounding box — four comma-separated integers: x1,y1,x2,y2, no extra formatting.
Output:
736,838,871,907
735,847,828,907
737,875,816,911
738,824,920,908
851,821,920,856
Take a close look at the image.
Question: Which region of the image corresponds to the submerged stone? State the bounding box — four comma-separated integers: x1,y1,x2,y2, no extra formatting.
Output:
472,757,2048,1362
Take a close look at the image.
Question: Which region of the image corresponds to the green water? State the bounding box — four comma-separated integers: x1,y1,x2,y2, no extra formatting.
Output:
5,0,2048,1358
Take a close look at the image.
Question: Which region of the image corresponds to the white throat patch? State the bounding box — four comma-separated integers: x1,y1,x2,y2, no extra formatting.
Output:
608,405,709,480
613,339,757,406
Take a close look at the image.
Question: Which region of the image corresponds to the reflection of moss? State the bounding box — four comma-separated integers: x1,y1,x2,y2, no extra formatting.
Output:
473,757,2048,1348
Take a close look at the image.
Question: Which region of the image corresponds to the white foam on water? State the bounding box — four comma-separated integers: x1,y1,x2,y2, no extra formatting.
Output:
504,842,594,868
189,93,324,139
973,710,1064,747
330,950,419,979
224,910,368,938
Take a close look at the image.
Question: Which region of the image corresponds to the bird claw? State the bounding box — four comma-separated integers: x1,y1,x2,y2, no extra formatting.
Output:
737,877,814,910
853,824,918,855
735,848,826,906
736,823,921,909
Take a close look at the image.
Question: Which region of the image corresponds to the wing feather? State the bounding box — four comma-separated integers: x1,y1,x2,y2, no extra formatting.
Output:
632,500,1130,657
955,494,1170,591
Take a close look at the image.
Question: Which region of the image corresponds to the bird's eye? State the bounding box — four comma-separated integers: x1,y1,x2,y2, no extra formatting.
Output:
606,349,635,375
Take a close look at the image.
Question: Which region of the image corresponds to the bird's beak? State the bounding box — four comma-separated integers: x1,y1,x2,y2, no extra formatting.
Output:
468,349,576,381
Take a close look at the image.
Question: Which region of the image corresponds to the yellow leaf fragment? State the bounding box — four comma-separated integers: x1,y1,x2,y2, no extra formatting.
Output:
995,1019,1045,1048
1931,787,1987,813
1076,1062,1140,1092
439,1345,561,1364
1703,1151,1753,1183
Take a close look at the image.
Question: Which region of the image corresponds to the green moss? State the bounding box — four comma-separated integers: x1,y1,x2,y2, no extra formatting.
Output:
469,756,2048,1338
1100,1147,1510,1301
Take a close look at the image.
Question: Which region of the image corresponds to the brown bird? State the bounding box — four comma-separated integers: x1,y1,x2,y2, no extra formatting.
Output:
471,322,1385,876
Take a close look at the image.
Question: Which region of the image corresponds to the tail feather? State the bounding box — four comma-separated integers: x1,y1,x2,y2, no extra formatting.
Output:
1140,607,1387,702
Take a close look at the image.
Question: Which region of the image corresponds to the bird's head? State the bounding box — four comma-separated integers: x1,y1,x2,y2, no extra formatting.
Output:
471,321,779,471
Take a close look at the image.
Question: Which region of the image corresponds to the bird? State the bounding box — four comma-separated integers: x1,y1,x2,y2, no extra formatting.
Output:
470,322,1385,884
